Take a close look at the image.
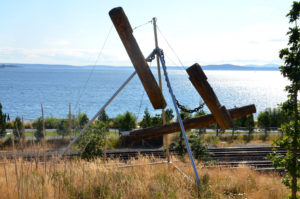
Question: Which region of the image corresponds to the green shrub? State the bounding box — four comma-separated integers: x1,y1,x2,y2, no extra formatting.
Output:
0,103,7,137
189,134,209,159
113,111,136,131
6,121,14,129
77,122,105,160
34,117,44,142
169,132,187,157
44,116,60,129
57,119,70,138
13,117,23,141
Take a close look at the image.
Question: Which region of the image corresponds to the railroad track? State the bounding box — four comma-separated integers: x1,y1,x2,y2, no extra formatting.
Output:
0,146,286,171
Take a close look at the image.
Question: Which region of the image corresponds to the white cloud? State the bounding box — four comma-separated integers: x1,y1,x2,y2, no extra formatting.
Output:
0,21,288,66
154,22,287,66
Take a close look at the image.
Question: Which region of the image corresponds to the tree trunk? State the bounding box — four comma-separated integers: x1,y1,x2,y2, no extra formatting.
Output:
292,90,299,199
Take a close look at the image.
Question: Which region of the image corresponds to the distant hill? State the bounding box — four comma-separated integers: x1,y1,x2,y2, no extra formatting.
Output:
0,64,19,68
201,64,279,71
0,63,280,71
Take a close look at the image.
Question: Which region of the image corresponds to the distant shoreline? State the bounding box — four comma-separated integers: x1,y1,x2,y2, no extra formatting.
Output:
0,63,280,71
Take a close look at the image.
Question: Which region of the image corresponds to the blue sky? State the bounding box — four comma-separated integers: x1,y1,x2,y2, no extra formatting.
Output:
0,0,295,66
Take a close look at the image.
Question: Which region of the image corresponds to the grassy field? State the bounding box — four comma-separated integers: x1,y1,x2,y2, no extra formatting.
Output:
0,155,288,199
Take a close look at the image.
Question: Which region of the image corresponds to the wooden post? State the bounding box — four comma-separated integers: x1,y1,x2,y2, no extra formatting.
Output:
109,7,167,109
125,104,256,142
186,63,233,130
41,103,45,146
69,103,72,139
21,116,25,151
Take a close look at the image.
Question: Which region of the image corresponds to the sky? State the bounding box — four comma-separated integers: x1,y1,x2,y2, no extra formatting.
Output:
0,0,296,66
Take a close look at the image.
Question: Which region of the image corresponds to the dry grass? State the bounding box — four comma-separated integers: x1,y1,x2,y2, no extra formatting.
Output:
203,133,282,147
0,155,288,199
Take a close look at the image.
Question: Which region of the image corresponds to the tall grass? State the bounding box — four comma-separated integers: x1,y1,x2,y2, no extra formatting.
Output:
0,155,288,199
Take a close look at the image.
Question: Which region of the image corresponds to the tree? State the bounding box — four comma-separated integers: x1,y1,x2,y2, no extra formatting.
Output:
265,107,286,128
245,115,254,135
194,109,206,133
34,117,44,142
151,114,163,127
169,131,187,157
98,110,109,123
13,117,23,141
78,113,89,128
165,108,174,123
77,122,105,160
269,2,300,198
257,111,271,136
113,111,137,131
189,133,209,160
57,119,69,138
139,108,152,128
0,103,6,137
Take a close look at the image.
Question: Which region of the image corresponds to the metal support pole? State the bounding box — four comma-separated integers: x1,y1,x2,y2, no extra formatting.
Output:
157,48,201,187
59,71,137,157
152,17,169,162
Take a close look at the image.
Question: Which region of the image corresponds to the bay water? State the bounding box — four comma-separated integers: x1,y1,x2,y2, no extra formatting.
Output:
0,65,288,121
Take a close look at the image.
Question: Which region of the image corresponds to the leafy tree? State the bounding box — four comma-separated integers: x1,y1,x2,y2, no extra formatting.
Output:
34,117,44,141
113,111,136,131
257,111,271,136
269,2,300,198
77,122,105,160
189,133,209,160
245,115,255,134
169,132,187,157
98,110,109,123
265,107,286,128
0,103,6,137
78,113,89,128
139,108,152,128
151,114,163,126
165,108,174,123
44,116,60,129
194,109,206,133
57,119,69,138
179,109,192,120
13,117,23,141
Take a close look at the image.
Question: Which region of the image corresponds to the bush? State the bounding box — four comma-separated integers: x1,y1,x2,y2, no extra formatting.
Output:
113,111,136,131
78,113,89,128
34,117,44,141
24,122,33,129
0,103,7,137
98,110,109,123
169,132,187,157
13,117,23,141
6,121,14,129
44,116,60,129
57,119,70,138
169,132,209,160
189,133,209,159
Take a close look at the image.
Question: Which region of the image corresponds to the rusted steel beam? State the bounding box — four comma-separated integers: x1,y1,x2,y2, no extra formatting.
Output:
109,7,167,109
186,63,233,130
126,104,256,142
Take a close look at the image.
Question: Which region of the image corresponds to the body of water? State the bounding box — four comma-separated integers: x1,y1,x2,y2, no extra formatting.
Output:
0,65,289,121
